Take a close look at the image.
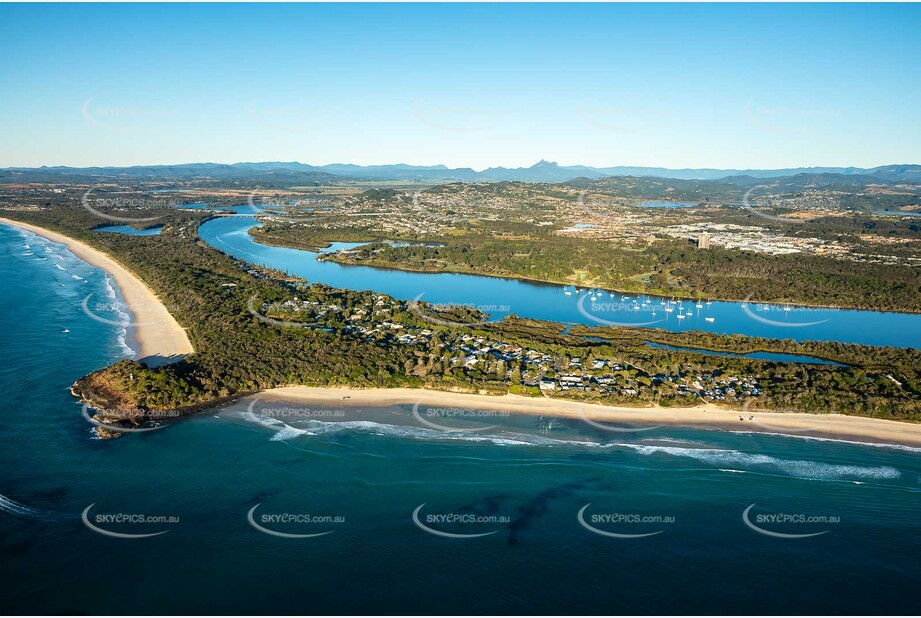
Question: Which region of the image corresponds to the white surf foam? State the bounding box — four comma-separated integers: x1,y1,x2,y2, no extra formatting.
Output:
611,443,901,480
0,493,51,518
102,275,135,357
728,430,921,453
236,412,903,482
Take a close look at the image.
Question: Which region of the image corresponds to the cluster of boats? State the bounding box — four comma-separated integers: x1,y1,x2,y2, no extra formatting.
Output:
565,287,716,322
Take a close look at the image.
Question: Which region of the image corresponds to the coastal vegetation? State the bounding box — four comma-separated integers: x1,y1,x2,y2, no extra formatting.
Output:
3,189,921,434
251,181,921,312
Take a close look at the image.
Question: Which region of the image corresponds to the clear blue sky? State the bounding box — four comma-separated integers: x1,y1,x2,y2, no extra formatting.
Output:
1,3,919,170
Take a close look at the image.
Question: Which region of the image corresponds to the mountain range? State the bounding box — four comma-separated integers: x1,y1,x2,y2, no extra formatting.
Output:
2,160,919,185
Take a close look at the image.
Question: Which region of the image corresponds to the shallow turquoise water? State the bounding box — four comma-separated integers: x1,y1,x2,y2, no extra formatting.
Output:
1,222,920,614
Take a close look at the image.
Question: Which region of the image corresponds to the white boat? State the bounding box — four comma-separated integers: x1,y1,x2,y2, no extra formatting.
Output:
664,306,674,313
705,317,715,323
705,299,712,306
696,302,703,309
564,290,572,296
676,314,685,320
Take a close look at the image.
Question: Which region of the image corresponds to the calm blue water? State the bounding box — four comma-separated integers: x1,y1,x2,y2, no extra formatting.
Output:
638,201,700,208
873,210,921,217
198,215,921,349
2,221,921,615
93,224,163,236
645,342,845,366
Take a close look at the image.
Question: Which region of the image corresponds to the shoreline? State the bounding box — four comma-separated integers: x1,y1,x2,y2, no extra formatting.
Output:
249,228,921,316
257,386,921,448
0,217,193,366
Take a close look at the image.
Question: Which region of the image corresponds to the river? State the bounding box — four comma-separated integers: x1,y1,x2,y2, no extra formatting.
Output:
197,214,921,349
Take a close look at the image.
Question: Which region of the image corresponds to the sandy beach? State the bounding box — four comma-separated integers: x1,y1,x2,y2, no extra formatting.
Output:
261,386,921,448
0,217,193,365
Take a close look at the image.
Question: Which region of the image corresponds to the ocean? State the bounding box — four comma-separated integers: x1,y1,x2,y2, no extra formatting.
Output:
1,222,920,615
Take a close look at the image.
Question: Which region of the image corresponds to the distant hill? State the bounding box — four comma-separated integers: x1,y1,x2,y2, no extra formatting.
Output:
1,160,919,185
0,162,344,186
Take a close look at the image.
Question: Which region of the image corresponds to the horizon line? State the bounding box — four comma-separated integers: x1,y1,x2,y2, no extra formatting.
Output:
2,159,918,173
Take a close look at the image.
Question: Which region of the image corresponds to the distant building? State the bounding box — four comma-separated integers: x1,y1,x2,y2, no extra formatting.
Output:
697,233,711,249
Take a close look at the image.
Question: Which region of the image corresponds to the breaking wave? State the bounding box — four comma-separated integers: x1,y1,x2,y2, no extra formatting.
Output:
728,430,921,453
611,443,901,481
237,412,902,481
0,493,60,520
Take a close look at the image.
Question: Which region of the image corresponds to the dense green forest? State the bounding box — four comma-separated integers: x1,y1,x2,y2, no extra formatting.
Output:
288,233,921,312
4,205,921,433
